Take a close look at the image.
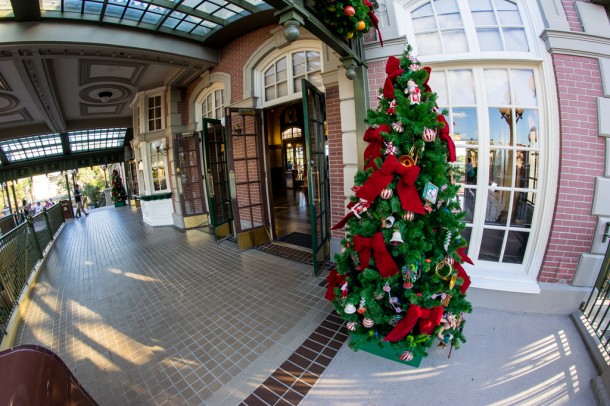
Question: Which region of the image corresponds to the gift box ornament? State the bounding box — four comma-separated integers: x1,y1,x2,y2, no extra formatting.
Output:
422,182,439,204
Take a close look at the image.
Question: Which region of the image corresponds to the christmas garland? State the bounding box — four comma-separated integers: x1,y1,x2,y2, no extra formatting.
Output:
314,0,382,43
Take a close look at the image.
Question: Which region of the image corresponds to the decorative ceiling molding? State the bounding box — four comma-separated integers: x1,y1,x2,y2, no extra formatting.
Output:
0,73,11,92
79,84,132,104
0,108,33,126
0,94,20,113
79,102,126,116
79,60,148,87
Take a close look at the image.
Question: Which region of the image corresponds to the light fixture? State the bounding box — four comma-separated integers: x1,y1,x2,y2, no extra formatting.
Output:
98,91,112,103
152,140,168,156
138,160,144,171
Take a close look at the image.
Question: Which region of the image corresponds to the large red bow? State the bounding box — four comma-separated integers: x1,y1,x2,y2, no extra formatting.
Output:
363,124,390,170
384,304,444,341
383,57,403,99
437,114,456,162
324,269,345,301
422,67,432,93
356,155,425,214
363,0,383,47
353,233,398,277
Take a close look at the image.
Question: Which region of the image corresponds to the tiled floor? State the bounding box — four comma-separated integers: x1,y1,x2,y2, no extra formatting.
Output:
14,205,337,405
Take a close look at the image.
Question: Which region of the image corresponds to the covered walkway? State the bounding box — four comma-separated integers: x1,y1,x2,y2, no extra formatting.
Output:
14,206,599,405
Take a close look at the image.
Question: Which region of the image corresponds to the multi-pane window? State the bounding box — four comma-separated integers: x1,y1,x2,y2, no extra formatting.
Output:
264,50,322,102
471,0,528,52
202,89,224,119
148,95,162,131
412,0,468,55
149,143,168,191
410,0,528,55
430,67,540,265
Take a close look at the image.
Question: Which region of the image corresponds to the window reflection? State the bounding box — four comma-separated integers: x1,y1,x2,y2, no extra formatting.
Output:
503,231,530,264
150,144,167,192
479,228,504,262
515,109,538,146
489,149,513,188
485,189,510,225
510,191,535,227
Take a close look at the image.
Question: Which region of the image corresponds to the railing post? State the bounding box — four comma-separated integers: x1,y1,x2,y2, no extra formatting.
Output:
26,216,43,259
42,208,54,240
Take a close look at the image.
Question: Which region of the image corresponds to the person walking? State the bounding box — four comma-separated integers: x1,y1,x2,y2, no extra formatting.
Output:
74,184,89,218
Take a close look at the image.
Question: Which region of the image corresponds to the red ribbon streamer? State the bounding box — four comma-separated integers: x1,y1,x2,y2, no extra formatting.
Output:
383,56,403,99
454,246,473,294
363,124,390,170
353,233,398,278
384,304,444,341
324,269,345,301
437,114,456,162
363,0,383,47
395,163,426,215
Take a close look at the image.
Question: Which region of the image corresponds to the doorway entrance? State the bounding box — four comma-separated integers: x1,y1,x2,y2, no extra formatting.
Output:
267,102,312,249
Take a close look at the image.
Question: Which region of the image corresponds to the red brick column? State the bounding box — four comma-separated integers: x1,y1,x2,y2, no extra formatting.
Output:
325,85,346,240
539,54,604,283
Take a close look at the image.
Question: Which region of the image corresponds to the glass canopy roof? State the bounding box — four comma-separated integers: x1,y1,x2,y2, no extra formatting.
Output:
0,0,270,43
0,128,128,165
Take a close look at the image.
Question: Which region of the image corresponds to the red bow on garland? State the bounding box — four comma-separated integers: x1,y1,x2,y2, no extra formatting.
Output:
363,124,390,170
353,232,399,278
383,56,403,99
384,304,444,341
453,246,473,294
437,114,456,162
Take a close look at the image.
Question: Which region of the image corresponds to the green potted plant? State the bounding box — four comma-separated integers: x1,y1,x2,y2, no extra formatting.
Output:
110,169,128,207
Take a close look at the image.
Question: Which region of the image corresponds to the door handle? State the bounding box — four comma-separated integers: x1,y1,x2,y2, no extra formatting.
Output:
309,160,320,203
207,169,215,198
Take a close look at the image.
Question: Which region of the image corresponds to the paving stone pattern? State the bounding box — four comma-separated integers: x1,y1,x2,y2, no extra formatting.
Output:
14,206,337,405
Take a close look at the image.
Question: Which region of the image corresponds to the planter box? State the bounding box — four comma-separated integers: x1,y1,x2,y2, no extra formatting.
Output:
358,339,423,368
114,201,125,208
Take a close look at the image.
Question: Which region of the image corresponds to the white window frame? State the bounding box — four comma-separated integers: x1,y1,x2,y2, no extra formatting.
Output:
199,85,225,120
396,0,558,293
255,41,324,108
147,141,170,194
130,87,166,136
397,0,540,63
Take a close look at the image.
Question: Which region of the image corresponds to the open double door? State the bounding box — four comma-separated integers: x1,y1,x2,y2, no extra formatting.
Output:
201,80,330,275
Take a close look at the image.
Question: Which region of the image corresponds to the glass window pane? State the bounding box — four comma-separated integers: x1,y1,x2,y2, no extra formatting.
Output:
448,71,475,105
498,10,522,25
416,32,443,55
503,231,529,263
515,150,539,190
429,70,447,105
504,28,528,51
485,70,510,105
293,52,305,76
461,226,472,246
438,13,462,28
479,228,504,261
470,0,492,11
264,67,274,86
472,11,496,25
515,109,538,146
511,70,537,105
443,30,468,53
435,0,459,13
510,191,534,227
265,86,274,101
412,3,433,18
477,29,503,51
489,108,511,145
294,78,302,93
489,152,513,189
494,0,518,11
307,52,321,72
277,81,288,98
453,108,478,142
413,16,437,32
459,187,476,222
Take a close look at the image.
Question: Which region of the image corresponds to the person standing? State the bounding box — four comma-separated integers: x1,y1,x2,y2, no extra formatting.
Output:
74,184,89,218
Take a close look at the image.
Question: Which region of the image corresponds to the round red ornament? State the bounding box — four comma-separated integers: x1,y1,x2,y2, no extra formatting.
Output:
423,128,437,142
344,5,355,16
380,188,393,199
362,317,374,328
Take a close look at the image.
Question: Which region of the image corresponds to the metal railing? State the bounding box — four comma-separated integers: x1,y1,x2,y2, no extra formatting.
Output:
0,205,64,337
580,222,610,358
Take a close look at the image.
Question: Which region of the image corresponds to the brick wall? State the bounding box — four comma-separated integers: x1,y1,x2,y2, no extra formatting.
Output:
367,60,387,110
326,85,345,239
561,0,593,32
538,54,604,283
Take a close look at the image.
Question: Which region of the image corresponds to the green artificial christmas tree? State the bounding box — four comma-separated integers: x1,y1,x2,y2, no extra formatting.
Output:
326,45,474,364
110,169,128,204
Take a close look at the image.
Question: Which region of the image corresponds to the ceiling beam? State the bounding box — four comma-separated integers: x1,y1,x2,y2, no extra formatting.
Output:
10,0,41,22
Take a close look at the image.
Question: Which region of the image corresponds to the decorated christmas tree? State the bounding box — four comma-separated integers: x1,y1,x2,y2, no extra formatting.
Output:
110,169,128,203
326,45,474,364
